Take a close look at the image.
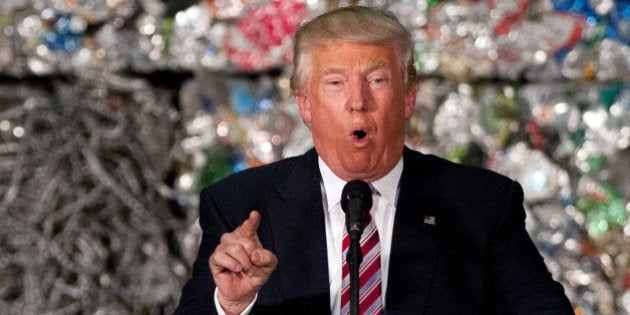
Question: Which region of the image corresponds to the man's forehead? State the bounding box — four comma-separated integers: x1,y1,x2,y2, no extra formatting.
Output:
309,42,400,67
312,40,399,52
317,61,392,76
311,46,398,74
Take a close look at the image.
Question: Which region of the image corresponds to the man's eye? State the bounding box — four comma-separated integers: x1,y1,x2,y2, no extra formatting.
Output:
322,79,344,91
369,77,388,87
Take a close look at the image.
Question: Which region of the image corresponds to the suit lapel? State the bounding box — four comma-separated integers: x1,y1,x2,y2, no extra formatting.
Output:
386,148,442,314
261,149,330,312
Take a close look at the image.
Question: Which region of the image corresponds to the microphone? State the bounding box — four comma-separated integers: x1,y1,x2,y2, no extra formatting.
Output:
341,179,373,242
341,179,373,315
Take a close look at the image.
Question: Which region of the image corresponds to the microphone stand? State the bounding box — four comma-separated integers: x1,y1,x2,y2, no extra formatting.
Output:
348,233,363,315
340,180,372,315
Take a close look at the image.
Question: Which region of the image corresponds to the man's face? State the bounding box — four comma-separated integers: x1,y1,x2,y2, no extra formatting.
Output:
296,41,416,182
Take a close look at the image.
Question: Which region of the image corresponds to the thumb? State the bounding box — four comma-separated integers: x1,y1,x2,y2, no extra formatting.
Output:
251,248,278,270
248,249,277,288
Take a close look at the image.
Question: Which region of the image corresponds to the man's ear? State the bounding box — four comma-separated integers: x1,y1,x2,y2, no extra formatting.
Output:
295,92,312,124
404,83,417,119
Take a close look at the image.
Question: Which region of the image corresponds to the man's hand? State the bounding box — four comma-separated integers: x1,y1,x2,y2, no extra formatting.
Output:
209,211,278,315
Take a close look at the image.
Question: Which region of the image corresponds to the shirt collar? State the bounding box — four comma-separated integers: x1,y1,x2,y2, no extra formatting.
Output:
319,157,403,212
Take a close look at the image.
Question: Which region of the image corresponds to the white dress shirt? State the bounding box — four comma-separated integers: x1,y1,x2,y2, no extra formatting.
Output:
215,157,403,315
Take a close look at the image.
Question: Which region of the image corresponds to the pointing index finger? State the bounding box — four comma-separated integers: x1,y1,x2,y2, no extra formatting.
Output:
236,211,260,238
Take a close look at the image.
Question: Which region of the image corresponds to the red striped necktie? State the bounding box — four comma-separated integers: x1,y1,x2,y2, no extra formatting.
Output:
340,210,383,315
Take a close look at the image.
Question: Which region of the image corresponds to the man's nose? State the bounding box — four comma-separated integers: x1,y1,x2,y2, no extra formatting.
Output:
347,81,368,112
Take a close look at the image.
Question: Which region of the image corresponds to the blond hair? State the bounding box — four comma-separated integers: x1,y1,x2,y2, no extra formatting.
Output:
291,6,416,92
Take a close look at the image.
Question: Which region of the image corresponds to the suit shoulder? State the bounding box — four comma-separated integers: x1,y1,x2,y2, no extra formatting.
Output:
402,148,521,205
200,149,319,203
404,148,514,187
203,154,303,195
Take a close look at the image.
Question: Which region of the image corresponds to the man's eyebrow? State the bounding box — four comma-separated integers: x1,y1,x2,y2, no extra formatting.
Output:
364,61,391,74
319,62,391,76
319,67,346,76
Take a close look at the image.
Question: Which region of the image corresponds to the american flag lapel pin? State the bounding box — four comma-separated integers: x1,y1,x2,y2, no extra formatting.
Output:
423,215,436,226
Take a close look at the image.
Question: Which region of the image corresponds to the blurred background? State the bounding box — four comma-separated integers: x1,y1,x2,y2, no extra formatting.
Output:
0,0,628,314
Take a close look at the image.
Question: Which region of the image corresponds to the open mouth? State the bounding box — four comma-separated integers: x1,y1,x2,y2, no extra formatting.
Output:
353,129,367,139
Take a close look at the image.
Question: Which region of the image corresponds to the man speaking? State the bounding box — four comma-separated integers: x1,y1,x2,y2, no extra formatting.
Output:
174,5,574,315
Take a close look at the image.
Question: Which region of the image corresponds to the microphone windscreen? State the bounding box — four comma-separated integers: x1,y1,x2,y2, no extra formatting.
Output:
340,179,373,213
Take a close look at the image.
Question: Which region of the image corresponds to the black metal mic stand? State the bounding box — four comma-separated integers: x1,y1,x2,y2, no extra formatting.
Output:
348,237,363,315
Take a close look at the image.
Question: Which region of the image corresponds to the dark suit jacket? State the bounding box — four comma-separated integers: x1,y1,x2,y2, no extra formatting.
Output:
174,148,573,314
